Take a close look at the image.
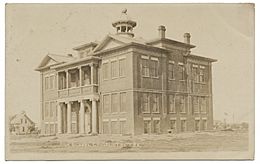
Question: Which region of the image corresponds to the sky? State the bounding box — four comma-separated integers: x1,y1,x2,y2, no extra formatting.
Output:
5,4,254,125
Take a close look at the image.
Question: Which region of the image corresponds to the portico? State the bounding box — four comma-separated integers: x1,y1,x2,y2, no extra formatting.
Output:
57,98,98,135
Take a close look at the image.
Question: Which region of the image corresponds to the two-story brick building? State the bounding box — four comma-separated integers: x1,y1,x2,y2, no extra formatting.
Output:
35,10,216,135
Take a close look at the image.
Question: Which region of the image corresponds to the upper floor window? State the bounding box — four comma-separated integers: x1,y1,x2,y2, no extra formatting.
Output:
176,95,185,113
49,75,54,89
169,95,176,113
200,97,207,113
111,60,118,79
103,95,110,113
168,61,175,80
178,63,185,80
111,93,119,113
141,56,150,77
141,93,149,113
45,102,49,118
45,77,49,90
103,62,109,80
192,64,199,82
150,58,159,78
151,94,160,113
119,58,126,77
199,66,206,83
193,96,199,113
120,92,127,112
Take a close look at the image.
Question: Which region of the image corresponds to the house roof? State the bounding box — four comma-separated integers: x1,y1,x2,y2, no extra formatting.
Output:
147,38,196,49
187,54,217,62
35,53,75,71
10,112,35,125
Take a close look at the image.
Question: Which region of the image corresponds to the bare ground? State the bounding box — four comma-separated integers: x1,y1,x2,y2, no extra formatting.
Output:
8,130,248,153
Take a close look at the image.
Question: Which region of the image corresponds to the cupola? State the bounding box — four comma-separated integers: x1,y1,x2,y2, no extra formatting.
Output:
112,9,137,38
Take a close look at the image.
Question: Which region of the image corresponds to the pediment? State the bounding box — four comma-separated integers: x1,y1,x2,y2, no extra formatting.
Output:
37,55,58,69
93,35,125,53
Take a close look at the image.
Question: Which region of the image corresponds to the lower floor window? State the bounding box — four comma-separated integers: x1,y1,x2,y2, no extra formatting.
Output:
144,120,151,134
180,120,186,132
169,120,177,132
111,121,119,134
103,121,109,134
201,120,207,131
195,120,200,131
153,120,160,134
120,121,127,134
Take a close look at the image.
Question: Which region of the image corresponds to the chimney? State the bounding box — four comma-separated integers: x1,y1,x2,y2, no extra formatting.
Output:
184,33,191,44
158,25,166,39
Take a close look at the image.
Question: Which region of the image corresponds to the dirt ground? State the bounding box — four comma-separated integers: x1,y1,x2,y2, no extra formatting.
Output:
8,130,248,153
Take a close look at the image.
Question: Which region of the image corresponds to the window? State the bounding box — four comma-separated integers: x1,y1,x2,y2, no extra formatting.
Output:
121,26,126,32
201,119,207,131
192,65,199,82
151,94,160,113
168,62,175,80
120,92,127,112
111,121,119,134
83,68,91,85
199,67,205,82
103,62,109,80
200,97,207,113
45,102,49,118
169,120,177,132
176,95,185,113
103,121,109,134
141,57,149,77
22,127,25,132
144,120,151,134
150,59,158,78
50,101,56,118
111,60,118,78
25,119,27,124
180,119,186,132
70,71,79,87
50,124,55,134
45,77,49,90
119,58,126,77
142,93,149,113
59,73,66,89
49,75,54,89
21,119,23,124
111,93,119,113
193,97,199,113
153,120,160,134
103,95,110,113
169,95,176,113
178,63,185,80
195,120,200,131
120,120,127,134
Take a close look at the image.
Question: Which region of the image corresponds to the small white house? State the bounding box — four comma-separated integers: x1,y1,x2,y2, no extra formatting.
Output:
9,111,35,135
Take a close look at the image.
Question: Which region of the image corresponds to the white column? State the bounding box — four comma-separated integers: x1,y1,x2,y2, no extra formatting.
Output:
67,102,72,134
66,70,69,89
79,100,85,134
91,99,97,134
79,67,82,87
57,103,62,134
90,64,94,85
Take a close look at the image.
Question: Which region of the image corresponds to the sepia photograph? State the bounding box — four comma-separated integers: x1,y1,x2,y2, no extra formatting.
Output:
5,3,254,160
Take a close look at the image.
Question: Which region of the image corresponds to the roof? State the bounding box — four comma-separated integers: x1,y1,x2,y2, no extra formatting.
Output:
35,53,75,71
147,38,196,49
187,54,217,62
10,112,35,125
73,42,99,51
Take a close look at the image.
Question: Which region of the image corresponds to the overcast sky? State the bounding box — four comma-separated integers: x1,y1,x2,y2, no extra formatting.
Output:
5,4,254,124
